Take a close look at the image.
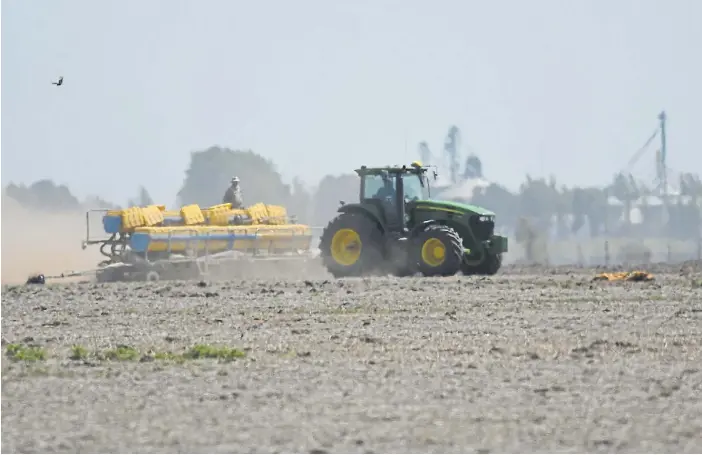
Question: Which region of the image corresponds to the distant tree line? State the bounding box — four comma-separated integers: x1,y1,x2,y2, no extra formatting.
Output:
450,158,702,242
4,146,700,246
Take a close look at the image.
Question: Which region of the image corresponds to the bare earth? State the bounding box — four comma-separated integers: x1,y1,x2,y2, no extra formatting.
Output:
2,266,702,453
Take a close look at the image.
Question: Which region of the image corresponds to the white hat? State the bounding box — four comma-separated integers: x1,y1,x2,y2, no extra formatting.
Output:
231,176,240,183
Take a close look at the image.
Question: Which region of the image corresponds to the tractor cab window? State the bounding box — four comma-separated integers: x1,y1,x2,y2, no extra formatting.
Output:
402,173,429,201
363,174,395,201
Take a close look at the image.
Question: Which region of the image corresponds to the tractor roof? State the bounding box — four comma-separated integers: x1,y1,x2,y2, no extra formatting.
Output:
354,161,429,176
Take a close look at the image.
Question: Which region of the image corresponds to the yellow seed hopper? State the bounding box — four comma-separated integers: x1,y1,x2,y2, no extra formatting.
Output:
82,202,316,282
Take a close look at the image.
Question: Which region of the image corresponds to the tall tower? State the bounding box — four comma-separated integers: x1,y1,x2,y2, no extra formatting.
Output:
658,110,667,201
444,126,461,184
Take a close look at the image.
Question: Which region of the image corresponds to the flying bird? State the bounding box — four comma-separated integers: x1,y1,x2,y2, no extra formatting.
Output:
52,76,63,86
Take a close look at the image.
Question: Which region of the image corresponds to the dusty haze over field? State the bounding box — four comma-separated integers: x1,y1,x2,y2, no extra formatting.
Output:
2,0,702,205
0,196,103,284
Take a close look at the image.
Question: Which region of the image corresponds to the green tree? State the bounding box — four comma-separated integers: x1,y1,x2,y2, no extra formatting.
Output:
126,186,154,208
570,186,608,237
288,177,312,223
548,176,572,240
463,154,483,179
177,146,294,208
518,175,558,232
515,217,538,263
675,173,702,239
609,172,639,234
84,195,120,210
418,141,432,165
470,182,518,230
4,179,81,211
139,186,154,206
312,174,359,226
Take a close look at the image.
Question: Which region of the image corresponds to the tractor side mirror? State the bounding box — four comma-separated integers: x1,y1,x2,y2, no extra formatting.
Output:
339,200,345,206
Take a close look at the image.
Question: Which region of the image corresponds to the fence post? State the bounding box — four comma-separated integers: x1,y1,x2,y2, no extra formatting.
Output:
604,240,610,267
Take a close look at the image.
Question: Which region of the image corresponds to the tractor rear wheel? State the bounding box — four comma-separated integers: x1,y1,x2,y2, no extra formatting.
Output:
412,224,464,277
318,213,384,278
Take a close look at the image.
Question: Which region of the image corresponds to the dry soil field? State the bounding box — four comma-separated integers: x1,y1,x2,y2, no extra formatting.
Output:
2,265,702,453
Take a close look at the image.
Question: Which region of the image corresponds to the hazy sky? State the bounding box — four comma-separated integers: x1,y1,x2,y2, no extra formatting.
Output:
2,0,701,205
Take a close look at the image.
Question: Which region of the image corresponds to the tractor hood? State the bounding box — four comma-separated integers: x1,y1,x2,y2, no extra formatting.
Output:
415,199,496,217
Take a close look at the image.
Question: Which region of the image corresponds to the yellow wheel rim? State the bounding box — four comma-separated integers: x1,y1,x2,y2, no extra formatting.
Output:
421,238,446,267
330,228,362,266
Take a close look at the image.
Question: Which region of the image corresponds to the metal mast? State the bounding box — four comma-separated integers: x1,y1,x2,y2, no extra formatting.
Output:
658,111,667,200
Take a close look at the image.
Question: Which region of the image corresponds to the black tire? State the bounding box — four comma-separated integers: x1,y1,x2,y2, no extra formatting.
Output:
462,252,502,276
412,224,464,277
145,270,161,282
318,213,385,278
481,253,502,275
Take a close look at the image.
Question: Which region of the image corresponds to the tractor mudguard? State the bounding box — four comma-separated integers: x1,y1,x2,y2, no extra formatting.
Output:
409,219,442,238
410,219,470,244
338,203,386,232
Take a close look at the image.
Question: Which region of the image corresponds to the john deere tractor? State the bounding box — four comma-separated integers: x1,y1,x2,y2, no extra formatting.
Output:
318,161,508,278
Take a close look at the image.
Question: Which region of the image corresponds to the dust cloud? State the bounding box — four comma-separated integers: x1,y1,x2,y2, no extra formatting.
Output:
1,196,103,285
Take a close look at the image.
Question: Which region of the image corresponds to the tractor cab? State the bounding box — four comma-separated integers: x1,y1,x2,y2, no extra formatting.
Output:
356,161,433,232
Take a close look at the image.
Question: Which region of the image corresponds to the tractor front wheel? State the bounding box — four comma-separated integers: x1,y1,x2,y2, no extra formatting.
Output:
462,252,503,276
413,224,464,277
318,213,384,278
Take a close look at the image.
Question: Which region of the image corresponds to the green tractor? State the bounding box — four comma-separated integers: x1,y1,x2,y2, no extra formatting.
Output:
318,161,508,278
